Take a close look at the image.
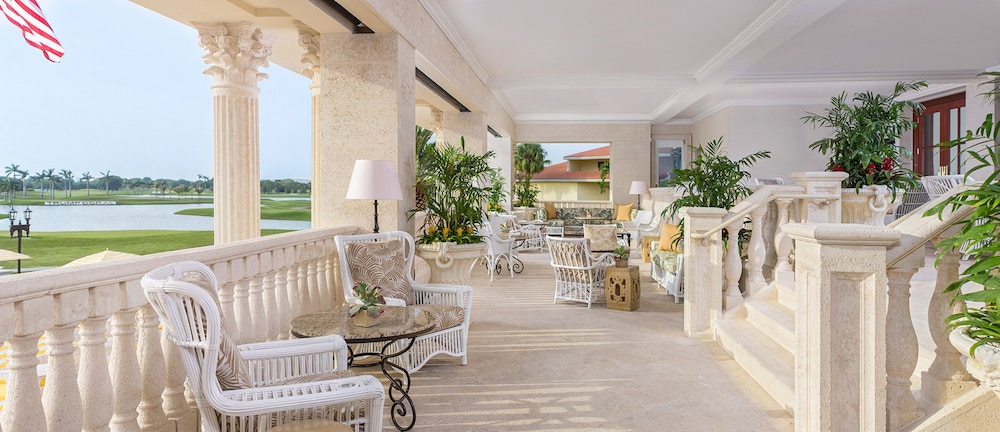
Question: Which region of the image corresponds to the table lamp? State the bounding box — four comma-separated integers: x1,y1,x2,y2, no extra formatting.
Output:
346,160,403,233
628,180,648,208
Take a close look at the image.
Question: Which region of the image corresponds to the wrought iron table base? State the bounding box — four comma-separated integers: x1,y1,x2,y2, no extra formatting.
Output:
350,338,419,431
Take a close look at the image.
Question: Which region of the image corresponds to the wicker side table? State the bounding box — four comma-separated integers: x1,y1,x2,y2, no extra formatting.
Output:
605,265,640,311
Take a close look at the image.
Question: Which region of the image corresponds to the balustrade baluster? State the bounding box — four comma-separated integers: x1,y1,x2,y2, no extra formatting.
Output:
277,264,296,339
746,207,767,295
307,259,322,311
774,198,793,271
136,305,169,432
262,269,280,341
79,317,114,432
297,262,311,313
1,333,46,432
109,309,141,432
922,247,978,405
160,331,193,421
288,262,306,314
315,251,330,309
248,275,267,342
233,278,253,343
43,325,83,432
886,256,925,430
724,218,744,309
217,278,236,332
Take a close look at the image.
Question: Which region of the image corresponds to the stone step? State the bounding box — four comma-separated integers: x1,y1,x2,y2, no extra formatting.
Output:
745,299,796,353
774,271,796,310
715,319,795,414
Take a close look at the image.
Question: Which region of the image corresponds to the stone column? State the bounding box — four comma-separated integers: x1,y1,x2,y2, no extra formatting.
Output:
317,33,416,232
196,22,273,244
790,171,847,224
681,207,727,338
441,111,487,154
298,25,324,228
784,223,900,432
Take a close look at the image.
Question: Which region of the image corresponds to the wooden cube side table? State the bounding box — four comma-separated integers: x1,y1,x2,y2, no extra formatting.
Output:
641,236,658,263
605,265,640,311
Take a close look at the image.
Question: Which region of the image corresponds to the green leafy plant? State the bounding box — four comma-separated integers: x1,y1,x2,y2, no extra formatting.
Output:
927,71,1000,355
486,169,508,212
348,283,385,318
514,143,549,207
613,245,630,260
802,81,926,191
661,137,770,250
598,163,610,194
413,137,497,245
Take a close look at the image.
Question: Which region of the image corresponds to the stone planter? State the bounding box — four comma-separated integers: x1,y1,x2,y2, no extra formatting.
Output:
415,241,487,284
841,185,902,226
950,327,1000,399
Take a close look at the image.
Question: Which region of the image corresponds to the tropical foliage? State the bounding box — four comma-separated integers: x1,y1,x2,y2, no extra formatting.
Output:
802,81,926,190
513,143,549,207
413,137,498,245
414,125,436,209
348,282,385,318
927,71,1000,354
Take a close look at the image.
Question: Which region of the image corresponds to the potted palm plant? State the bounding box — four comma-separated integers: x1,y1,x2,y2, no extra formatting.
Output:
802,81,926,225
413,137,496,283
612,245,630,267
927,71,1000,399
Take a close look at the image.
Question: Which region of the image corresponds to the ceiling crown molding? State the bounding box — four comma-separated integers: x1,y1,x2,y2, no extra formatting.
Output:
419,0,491,84
489,74,695,90
731,70,986,84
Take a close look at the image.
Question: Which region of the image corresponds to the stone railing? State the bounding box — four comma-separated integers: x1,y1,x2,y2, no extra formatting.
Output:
0,225,360,432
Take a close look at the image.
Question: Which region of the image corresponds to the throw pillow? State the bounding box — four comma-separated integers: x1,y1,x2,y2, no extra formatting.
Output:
584,224,619,252
658,223,681,252
346,239,415,305
545,202,557,219
614,203,633,221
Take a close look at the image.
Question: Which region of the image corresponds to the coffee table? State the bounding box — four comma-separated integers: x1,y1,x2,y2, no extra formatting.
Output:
290,305,437,431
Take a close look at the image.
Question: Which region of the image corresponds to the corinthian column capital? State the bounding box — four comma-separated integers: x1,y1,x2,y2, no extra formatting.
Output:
195,22,274,88
296,22,321,84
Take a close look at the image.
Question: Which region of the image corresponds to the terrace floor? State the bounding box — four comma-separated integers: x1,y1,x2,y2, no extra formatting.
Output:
352,249,797,431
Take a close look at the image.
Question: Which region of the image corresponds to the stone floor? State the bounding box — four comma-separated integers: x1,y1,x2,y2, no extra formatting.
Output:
354,249,796,431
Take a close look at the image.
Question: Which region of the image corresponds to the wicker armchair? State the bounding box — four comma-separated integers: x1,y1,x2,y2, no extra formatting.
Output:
335,231,472,372
480,215,518,281
141,261,384,432
546,236,614,308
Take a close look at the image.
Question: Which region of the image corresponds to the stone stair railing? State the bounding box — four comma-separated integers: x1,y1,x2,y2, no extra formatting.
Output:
0,225,359,432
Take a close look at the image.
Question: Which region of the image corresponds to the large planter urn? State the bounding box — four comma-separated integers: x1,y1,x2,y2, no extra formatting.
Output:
949,327,1000,399
840,185,903,226
415,241,487,284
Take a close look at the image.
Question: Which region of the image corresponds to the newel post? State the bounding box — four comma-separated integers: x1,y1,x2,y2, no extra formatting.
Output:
784,223,900,432
791,171,847,223
681,207,727,338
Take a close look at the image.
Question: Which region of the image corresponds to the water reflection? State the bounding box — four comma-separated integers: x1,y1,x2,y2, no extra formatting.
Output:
23,203,310,232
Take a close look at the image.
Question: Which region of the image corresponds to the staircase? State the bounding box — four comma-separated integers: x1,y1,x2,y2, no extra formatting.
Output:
715,270,798,414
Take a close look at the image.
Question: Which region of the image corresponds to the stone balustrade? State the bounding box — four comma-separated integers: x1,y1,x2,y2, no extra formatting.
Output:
0,225,359,431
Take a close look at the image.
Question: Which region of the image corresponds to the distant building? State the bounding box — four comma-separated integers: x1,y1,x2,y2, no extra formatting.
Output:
531,146,610,201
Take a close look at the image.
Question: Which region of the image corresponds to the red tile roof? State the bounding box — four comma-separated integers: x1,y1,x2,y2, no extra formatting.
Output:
565,145,610,159
532,161,601,181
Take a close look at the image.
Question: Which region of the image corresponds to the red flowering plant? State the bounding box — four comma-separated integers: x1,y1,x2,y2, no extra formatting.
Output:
802,81,926,192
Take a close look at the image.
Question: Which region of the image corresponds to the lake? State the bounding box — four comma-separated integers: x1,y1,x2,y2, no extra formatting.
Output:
20,203,311,232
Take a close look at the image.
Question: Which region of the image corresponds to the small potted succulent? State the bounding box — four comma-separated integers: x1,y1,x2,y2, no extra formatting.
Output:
348,282,385,327
613,245,630,267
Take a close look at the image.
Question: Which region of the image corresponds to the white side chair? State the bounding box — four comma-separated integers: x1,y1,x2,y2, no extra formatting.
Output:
335,231,472,372
141,261,384,432
480,215,517,280
546,236,614,308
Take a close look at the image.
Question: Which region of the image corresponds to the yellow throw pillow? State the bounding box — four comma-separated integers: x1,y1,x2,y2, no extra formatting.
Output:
658,224,680,252
614,203,633,221
545,202,557,219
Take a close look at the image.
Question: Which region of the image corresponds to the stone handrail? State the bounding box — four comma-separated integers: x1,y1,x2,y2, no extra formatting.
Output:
0,225,360,432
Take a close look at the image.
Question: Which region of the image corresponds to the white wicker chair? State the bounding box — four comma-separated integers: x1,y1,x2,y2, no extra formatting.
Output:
335,231,472,372
141,261,384,432
480,215,517,280
510,219,545,252
546,236,614,308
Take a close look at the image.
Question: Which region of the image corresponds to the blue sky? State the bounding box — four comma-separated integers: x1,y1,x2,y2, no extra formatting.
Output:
0,0,311,181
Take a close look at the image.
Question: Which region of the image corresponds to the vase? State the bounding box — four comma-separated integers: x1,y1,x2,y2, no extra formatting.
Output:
350,308,383,328
615,258,628,267
949,327,1000,399
415,241,488,284
840,185,902,226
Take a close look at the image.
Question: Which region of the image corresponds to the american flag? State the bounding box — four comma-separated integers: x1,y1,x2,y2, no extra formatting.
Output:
1,0,63,62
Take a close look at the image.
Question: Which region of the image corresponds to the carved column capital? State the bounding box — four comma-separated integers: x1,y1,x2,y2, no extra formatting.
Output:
296,22,321,87
196,22,274,89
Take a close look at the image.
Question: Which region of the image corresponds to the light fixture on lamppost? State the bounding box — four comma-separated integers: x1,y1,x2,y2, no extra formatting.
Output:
9,206,31,274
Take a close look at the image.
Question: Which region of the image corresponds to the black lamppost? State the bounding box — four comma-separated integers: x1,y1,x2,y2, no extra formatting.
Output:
9,206,31,274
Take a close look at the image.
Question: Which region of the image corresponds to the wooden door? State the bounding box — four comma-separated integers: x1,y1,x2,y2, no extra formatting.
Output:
912,93,966,175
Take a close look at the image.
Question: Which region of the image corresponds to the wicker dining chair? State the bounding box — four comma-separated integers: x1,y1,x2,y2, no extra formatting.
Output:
546,236,614,308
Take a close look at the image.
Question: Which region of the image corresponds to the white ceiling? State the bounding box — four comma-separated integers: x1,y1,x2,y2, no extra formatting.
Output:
421,0,1000,125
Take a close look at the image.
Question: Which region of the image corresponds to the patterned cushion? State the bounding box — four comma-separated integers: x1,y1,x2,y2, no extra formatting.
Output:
416,304,465,330
652,250,680,275
272,369,355,386
346,240,414,305
584,224,619,252
178,273,252,391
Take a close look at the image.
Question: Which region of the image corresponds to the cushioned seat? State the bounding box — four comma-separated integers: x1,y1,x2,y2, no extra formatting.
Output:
650,224,684,303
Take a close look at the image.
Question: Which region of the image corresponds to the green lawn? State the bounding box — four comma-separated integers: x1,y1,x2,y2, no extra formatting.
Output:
177,198,311,221
0,229,293,269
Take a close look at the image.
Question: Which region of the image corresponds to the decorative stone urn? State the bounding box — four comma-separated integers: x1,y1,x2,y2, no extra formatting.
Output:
415,241,487,284
840,185,902,226
949,327,1000,399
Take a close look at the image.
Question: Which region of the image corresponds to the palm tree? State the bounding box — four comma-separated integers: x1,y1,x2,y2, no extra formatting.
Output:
17,169,28,197
32,171,46,198
37,168,56,199
81,172,93,196
513,143,549,206
101,170,112,195
60,169,73,197
0,177,15,205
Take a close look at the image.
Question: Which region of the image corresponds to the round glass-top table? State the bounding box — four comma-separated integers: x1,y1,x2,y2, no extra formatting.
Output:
290,305,437,431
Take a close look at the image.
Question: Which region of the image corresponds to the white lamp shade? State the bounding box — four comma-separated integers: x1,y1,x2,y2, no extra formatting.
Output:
629,180,648,195
346,160,404,200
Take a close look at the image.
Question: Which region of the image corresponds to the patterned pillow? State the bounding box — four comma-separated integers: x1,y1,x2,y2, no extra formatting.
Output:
177,273,252,391
584,224,619,252
346,240,415,305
